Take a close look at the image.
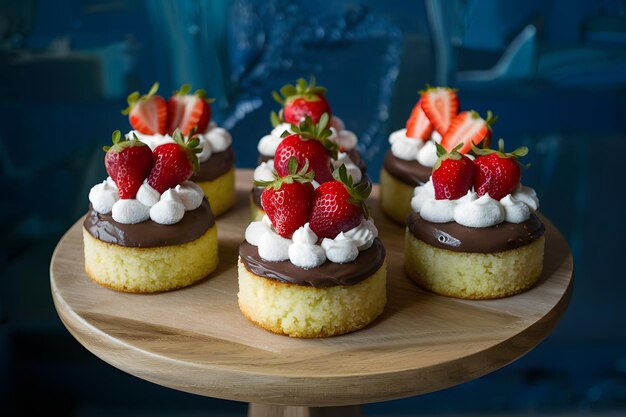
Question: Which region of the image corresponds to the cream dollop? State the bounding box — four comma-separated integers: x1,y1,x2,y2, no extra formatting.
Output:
420,198,456,223
245,221,269,246
253,159,275,182
135,182,160,207
454,193,504,228
257,123,293,156
389,128,440,167
112,199,150,224
410,180,435,212
149,189,185,225
500,194,531,223
512,185,539,211
257,230,291,261
288,223,326,268
328,126,357,151
89,180,119,214
342,219,377,250
171,181,204,211
321,233,359,263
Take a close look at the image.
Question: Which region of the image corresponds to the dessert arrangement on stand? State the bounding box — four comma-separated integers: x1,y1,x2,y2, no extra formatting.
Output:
78,80,547,336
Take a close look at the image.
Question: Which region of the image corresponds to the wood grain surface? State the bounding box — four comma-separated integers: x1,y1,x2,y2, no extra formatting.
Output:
50,169,573,407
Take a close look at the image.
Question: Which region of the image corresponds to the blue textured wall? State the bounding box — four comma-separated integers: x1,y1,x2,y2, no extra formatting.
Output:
1,0,625,415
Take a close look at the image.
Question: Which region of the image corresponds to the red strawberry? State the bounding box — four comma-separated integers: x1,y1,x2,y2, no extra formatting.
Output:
431,143,475,200
405,98,433,140
420,86,459,135
103,130,154,199
309,165,371,239
255,157,315,238
274,114,338,184
440,110,497,154
146,129,201,193
167,84,214,136
122,82,167,135
271,76,331,125
472,139,528,200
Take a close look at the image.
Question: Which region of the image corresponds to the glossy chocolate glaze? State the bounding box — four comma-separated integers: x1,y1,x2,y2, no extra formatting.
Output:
383,150,431,187
191,147,235,182
239,238,386,288
407,212,545,253
83,199,215,248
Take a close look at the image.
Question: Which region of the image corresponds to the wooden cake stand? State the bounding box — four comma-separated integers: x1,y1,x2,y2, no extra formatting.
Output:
50,170,573,417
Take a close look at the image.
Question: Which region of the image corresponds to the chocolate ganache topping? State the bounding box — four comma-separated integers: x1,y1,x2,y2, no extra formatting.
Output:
383,150,431,187
83,199,215,248
191,147,235,182
407,212,545,253
239,238,386,288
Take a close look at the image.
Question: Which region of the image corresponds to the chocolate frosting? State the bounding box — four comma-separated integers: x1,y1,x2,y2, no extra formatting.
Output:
407,212,545,253
191,147,235,182
83,199,215,248
239,238,386,288
383,150,431,186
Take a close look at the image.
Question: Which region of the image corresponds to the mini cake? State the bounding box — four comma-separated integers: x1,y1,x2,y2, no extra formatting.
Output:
83,129,218,293
239,161,386,338
123,83,235,216
405,138,544,299
381,86,496,224
251,77,366,219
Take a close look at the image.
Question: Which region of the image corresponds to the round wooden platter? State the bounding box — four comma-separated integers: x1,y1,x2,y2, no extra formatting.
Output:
51,169,573,410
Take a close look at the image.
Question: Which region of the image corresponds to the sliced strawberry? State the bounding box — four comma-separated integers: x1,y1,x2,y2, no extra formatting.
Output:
406,98,433,141
271,76,331,125
147,129,201,193
255,157,315,238
440,110,497,154
167,84,214,136
309,164,371,239
274,113,338,184
420,86,459,135
122,82,167,135
472,139,528,200
103,131,154,199
431,143,475,200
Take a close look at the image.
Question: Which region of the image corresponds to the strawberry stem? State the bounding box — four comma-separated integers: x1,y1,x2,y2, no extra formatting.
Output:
332,164,372,219
254,157,315,189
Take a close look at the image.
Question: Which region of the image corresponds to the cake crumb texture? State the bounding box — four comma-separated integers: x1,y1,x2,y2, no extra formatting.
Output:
237,259,387,338
405,230,545,299
379,168,415,225
196,168,235,216
83,225,218,293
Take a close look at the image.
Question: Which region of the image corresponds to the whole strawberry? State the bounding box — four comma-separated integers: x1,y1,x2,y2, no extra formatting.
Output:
431,143,475,200
274,113,338,184
255,157,315,238
271,76,331,125
103,130,154,199
147,129,201,194
122,82,167,135
472,139,528,200
309,165,371,239
167,84,215,136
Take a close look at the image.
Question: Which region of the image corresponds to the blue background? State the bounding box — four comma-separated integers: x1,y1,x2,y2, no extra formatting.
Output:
1,0,625,415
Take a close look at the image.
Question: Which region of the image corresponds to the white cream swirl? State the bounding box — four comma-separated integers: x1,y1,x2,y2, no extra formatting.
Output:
89,179,119,214
253,159,275,182
331,152,362,183
412,180,539,227
171,181,204,211
112,199,150,224
288,223,326,268
388,128,440,167
149,189,186,225
248,217,379,268
257,123,293,156
135,182,160,207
